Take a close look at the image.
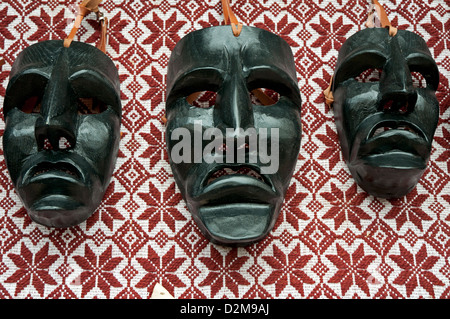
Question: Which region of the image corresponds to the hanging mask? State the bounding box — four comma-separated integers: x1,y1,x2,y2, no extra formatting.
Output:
164,1,302,245
324,0,440,198
2,0,122,227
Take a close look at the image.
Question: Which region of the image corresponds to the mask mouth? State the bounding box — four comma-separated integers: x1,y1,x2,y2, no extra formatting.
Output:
205,166,266,186
358,120,429,158
194,164,277,205
27,161,83,183
195,164,280,245
352,119,430,172
368,121,424,140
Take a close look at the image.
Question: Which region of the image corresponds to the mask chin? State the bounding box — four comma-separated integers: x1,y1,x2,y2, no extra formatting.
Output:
25,197,99,228
348,159,425,199
197,204,275,245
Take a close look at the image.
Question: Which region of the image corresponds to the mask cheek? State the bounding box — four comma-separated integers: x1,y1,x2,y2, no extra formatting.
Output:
76,110,121,183
334,84,380,146
3,110,39,183
254,106,300,185
414,91,439,136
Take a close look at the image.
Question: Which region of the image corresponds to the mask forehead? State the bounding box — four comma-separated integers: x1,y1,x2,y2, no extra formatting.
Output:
4,40,121,117
9,40,118,80
166,25,300,105
334,28,439,89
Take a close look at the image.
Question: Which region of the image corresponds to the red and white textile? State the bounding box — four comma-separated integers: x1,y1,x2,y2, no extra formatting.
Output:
0,0,449,299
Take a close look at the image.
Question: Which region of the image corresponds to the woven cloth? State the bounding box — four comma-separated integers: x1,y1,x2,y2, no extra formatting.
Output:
0,0,449,299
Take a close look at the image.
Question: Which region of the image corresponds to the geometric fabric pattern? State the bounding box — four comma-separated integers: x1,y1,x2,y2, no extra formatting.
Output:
0,0,449,298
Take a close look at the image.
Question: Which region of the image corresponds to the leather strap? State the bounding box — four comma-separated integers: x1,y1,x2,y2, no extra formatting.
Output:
323,77,334,107
365,0,397,36
222,0,242,37
161,0,270,125
251,89,276,105
186,92,201,105
323,0,397,107
64,0,108,53
97,13,108,53
221,1,277,106
185,88,276,109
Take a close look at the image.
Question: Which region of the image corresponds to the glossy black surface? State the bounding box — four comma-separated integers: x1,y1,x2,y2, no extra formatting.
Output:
3,40,122,227
332,28,439,198
165,25,302,245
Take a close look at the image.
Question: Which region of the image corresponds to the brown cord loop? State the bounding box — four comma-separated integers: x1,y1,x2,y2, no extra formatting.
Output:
97,12,108,53
162,0,271,125
221,0,243,37
323,0,397,107
365,0,397,36
221,0,276,105
323,77,334,107
64,0,108,53
251,89,276,106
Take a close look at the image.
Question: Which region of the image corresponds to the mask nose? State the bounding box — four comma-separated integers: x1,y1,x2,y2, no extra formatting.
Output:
35,49,77,151
214,74,254,132
379,38,417,114
35,117,76,151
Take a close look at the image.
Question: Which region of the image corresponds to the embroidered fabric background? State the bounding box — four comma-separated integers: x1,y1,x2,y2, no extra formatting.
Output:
0,0,449,299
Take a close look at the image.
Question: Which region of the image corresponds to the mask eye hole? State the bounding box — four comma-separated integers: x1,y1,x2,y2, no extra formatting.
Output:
77,97,107,115
20,96,42,114
355,68,382,83
186,91,217,108
250,88,280,106
411,71,427,88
